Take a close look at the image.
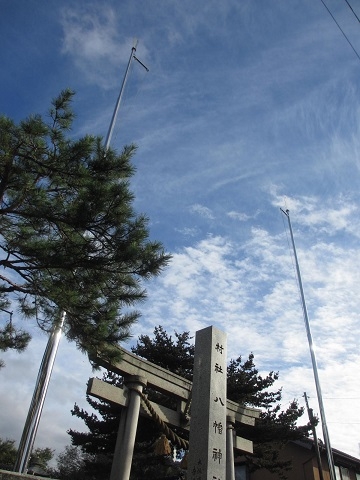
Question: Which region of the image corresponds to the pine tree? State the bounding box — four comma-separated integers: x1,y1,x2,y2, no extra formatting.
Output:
69,326,312,479
227,354,311,478
0,91,171,364
70,372,123,456
133,325,195,380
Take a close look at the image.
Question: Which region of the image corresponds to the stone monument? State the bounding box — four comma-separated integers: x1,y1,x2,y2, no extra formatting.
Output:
187,326,227,480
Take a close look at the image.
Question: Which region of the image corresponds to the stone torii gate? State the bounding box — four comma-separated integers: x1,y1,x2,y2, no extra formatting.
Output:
88,326,260,480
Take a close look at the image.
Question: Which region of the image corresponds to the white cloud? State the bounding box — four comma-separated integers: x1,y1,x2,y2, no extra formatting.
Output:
270,191,360,238
189,204,215,220
60,5,137,88
137,194,360,457
175,227,200,238
227,210,251,221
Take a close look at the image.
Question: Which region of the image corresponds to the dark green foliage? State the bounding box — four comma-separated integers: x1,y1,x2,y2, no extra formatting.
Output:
0,306,31,368
0,296,31,367
69,372,123,457
0,438,53,473
48,445,102,480
132,326,195,422
132,325,195,380
226,354,310,478
227,353,281,408
0,90,171,363
0,321,30,352
68,372,165,479
0,438,17,469
68,372,124,478
30,447,54,466
48,446,86,480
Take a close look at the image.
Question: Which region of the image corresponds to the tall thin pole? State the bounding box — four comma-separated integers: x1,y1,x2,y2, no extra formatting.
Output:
281,208,336,480
14,311,66,472
104,41,148,151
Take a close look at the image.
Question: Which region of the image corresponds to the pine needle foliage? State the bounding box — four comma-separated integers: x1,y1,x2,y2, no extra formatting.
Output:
0,90,171,364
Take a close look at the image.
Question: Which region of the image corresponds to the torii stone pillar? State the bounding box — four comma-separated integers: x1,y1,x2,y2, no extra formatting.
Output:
110,375,147,480
226,415,236,480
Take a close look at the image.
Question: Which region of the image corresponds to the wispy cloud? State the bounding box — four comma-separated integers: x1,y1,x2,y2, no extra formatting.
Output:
270,190,360,238
60,5,135,88
134,192,360,456
227,211,251,221
190,203,215,219
175,226,201,238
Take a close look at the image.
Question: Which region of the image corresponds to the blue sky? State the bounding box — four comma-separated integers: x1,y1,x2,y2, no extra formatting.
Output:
1,0,360,465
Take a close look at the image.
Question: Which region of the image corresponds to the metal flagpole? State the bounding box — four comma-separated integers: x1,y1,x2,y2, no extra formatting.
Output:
13,41,148,474
104,40,148,151
281,208,336,480
14,311,66,472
